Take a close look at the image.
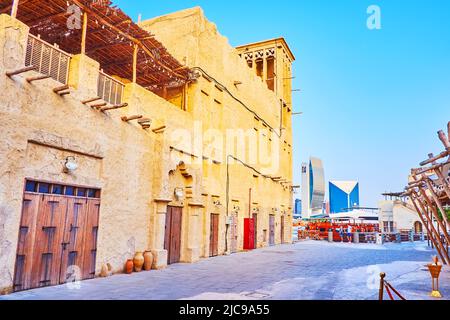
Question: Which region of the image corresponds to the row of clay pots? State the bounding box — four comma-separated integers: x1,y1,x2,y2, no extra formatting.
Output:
125,251,154,274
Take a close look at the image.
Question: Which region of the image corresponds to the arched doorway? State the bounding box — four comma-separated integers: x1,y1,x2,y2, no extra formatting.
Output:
414,221,423,234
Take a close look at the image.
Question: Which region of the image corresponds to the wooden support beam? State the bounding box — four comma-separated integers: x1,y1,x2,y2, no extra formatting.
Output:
91,102,107,109
438,130,450,150
137,118,151,124
132,44,138,83
6,65,35,77
26,74,51,83
11,0,19,18
414,158,450,176
425,178,450,230
141,125,151,130
423,154,450,201
81,12,88,55
100,103,128,112
152,125,166,133
448,121,450,144
82,97,101,104
420,151,450,166
58,91,71,96
411,192,450,264
417,186,450,246
121,115,143,122
53,85,69,93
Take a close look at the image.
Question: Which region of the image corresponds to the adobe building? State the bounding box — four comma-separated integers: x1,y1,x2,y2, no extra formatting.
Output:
0,1,294,294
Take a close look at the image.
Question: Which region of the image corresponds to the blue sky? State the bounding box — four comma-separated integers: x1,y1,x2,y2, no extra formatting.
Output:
114,0,450,207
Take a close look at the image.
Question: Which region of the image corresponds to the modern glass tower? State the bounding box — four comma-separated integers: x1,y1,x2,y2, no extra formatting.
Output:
301,157,325,219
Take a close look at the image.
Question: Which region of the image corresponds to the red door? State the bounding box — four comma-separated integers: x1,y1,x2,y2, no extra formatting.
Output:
164,206,182,265
209,214,219,257
243,218,255,250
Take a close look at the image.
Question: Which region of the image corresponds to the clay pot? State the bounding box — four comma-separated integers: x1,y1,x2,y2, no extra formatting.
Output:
133,252,145,272
100,263,113,277
125,259,134,274
143,251,154,271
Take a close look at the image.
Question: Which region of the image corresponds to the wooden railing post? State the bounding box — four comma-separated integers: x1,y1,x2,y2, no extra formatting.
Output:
379,273,386,301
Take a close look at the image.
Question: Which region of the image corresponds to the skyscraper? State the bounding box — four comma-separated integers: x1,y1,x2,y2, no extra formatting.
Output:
329,181,360,213
301,158,325,219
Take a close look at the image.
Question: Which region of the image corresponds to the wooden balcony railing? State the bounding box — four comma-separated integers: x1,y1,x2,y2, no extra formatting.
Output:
25,34,71,85
98,71,124,106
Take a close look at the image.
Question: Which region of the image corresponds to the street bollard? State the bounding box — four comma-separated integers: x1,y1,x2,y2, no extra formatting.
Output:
328,230,333,243
376,233,384,245
354,231,359,244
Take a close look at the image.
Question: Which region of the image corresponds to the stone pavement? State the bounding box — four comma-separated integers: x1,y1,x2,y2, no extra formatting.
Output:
1,241,449,300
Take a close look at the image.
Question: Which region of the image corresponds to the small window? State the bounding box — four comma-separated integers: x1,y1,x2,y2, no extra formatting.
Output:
52,185,64,195
76,188,86,197
38,183,50,194
87,189,100,198
25,181,37,192
65,186,75,196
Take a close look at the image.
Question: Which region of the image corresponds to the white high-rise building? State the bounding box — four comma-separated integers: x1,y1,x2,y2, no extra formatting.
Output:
301,157,325,219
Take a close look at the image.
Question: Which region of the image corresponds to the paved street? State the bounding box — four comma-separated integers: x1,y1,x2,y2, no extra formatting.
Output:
2,241,449,300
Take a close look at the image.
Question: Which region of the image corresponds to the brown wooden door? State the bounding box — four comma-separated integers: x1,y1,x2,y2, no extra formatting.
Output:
281,216,285,244
30,195,67,289
82,199,101,280
164,206,182,265
14,193,43,292
59,197,88,284
269,215,275,246
210,214,219,257
13,184,101,292
252,213,258,248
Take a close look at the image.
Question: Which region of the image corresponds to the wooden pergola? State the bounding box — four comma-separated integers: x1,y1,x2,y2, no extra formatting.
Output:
1,0,194,92
402,122,450,265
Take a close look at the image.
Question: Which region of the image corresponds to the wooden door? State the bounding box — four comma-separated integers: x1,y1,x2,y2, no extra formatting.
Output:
252,213,258,248
59,197,88,284
14,193,43,292
13,182,101,292
164,206,182,265
81,198,100,280
230,214,238,253
281,216,285,244
210,214,219,257
30,195,67,289
269,215,275,246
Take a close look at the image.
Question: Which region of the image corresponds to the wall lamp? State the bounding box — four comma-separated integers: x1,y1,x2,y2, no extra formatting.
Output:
64,156,78,173
174,188,184,200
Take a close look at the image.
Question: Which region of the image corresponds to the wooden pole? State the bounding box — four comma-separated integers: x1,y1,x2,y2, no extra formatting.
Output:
411,194,449,264
379,273,385,301
81,12,88,55
26,74,51,83
438,130,450,150
425,179,450,230
133,44,138,83
11,0,19,18
121,115,143,122
418,188,450,246
6,65,35,77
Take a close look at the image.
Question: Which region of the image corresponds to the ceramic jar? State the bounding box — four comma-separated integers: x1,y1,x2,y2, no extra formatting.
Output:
125,259,134,274
133,252,145,272
143,251,154,271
